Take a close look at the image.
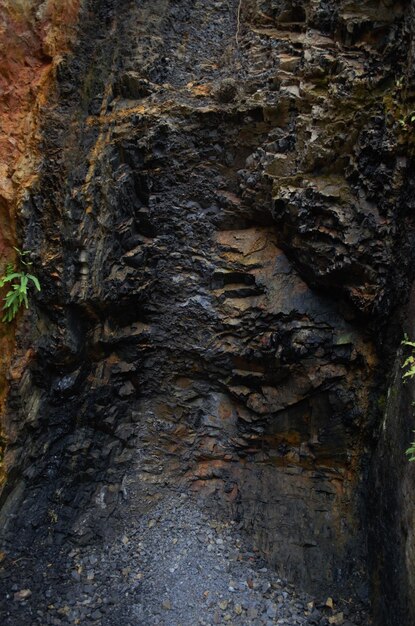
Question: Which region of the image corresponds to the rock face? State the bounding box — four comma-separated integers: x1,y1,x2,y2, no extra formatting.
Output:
1,0,415,624
368,286,415,626
0,0,80,479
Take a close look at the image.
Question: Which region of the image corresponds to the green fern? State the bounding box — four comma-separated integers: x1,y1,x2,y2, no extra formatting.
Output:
0,248,41,322
406,438,415,462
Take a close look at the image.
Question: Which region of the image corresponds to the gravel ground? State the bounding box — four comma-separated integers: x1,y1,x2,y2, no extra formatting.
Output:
1,491,368,625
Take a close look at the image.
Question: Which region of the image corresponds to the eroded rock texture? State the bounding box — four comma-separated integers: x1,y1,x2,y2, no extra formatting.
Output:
0,0,80,476
1,0,415,624
369,284,415,626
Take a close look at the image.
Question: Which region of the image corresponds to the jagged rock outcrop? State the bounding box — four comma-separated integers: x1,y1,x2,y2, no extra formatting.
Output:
0,0,80,479
1,1,415,625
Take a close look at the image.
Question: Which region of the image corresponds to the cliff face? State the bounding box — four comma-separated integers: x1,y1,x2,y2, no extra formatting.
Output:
1,1,415,624
369,285,415,626
0,0,80,479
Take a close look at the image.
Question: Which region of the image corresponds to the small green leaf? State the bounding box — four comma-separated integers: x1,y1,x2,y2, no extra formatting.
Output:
20,275,28,293
28,274,41,292
1,273,21,284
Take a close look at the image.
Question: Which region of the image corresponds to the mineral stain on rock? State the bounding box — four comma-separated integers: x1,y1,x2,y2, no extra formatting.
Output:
0,1,415,625
0,0,81,481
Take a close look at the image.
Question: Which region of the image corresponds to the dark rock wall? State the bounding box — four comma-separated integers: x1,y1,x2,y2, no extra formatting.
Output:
1,0,415,622
0,0,81,479
369,284,415,626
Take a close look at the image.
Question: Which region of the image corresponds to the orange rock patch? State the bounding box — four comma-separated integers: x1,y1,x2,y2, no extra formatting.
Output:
0,0,81,482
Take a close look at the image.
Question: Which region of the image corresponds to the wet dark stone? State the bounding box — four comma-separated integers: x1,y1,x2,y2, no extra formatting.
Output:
1,1,415,625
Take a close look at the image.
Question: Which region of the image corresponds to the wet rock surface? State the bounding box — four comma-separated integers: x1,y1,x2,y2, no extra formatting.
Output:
1,0,415,625
0,0,81,480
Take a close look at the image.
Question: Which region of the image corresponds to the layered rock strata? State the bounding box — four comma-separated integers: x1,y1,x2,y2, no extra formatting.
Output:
1,1,415,625
0,0,80,479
